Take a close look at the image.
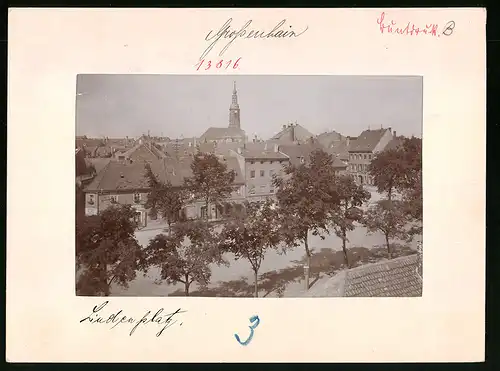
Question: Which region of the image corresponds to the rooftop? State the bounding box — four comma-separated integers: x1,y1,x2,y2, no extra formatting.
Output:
270,123,315,143
200,127,246,140
305,254,422,297
348,128,392,153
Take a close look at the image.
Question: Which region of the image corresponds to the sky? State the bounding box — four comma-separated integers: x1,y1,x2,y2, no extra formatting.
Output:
75,75,423,139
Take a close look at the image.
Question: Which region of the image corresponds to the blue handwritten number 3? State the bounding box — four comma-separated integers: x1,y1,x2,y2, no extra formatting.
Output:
234,315,260,346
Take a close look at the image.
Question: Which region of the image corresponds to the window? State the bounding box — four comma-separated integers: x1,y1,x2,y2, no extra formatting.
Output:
270,161,274,164
250,170,255,178
248,186,256,195
260,185,266,193
87,195,95,205
201,206,208,219
133,193,141,204
364,154,367,159
260,170,265,177
269,169,275,177
110,195,118,204
250,161,255,165
260,161,264,164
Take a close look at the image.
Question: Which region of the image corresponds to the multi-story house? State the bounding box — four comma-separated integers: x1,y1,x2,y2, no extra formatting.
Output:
348,128,395,185
229,143,290,203
83,154,245,227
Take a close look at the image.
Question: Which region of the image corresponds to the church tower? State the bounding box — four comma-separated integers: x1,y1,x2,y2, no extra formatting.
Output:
228,81,241,129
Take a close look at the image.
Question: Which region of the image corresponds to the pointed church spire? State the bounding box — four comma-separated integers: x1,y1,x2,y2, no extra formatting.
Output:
229,81,241,129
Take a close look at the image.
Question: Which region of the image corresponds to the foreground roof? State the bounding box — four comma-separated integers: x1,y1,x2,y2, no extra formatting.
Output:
306,254,422,297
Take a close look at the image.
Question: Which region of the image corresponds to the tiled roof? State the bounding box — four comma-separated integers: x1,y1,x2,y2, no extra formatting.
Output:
348,129,391,153
200,127,246,140
306,254,422,297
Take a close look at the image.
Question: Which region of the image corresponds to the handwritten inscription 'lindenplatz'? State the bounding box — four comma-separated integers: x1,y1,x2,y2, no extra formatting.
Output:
200,18,309,60
80,301,186,337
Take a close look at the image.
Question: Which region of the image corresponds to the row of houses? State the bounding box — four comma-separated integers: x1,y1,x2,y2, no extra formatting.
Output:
77,125,405,227
80,137,348,227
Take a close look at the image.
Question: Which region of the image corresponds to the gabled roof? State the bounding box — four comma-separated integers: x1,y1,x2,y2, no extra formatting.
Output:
200,127,245,140
306,254,422,297
348,128,391,153
270,123,314,142
120,143,165,161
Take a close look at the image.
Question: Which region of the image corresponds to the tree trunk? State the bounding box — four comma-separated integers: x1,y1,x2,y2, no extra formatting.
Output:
304,233,311,291
385,234,392,259
184,274,190,296
254,269,259,298
342,230,349,268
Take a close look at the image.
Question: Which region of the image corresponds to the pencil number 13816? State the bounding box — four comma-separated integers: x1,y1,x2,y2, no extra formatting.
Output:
195,58,241,71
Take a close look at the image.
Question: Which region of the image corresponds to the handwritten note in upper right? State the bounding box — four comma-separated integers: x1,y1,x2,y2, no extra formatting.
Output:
377,12,455,37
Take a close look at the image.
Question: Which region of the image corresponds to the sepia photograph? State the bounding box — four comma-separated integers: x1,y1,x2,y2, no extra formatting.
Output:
75,75,423,298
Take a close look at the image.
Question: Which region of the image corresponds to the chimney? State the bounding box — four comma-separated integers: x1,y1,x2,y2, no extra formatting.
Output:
290,124,295,142
264,142,268,151
346,137,350,147
194,137,197,147
388,127,392,133
393,130,397,137
282,124,286,130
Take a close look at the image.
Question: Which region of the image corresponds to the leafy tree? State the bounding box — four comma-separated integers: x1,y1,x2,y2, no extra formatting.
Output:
274,149,340,290
363,199,410,259
219,199,281,297
144,220,223,296
76,205,146,296
184,153,236,220
369,136,422,202
329,175,371,267
144,163,187,233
